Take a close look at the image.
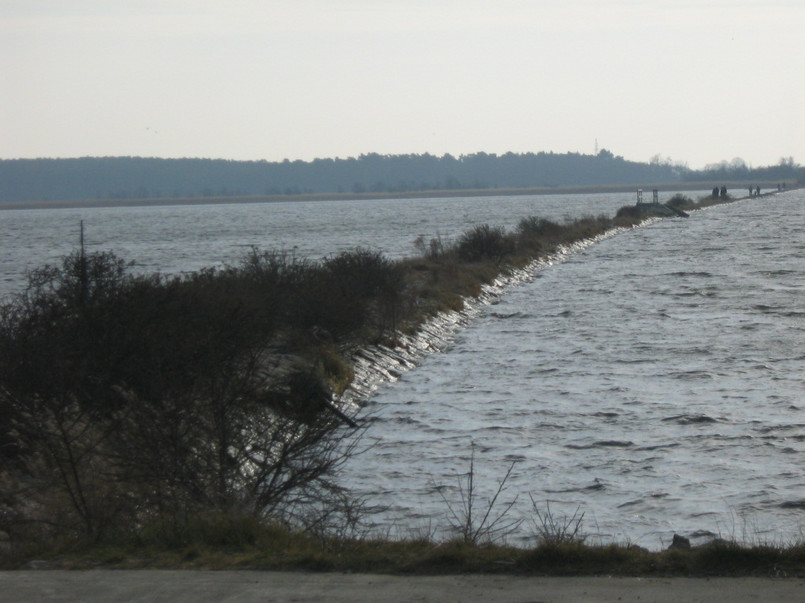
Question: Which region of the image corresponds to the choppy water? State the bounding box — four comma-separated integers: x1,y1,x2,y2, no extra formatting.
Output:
2,189,802,549
342,190,805,549
1,190,688,300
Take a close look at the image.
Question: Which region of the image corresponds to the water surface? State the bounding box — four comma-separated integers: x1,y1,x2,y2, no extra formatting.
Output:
342,190,805,549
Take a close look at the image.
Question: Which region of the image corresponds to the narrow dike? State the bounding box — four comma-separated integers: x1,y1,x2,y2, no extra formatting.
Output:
338,224,638,409
337,189,767,411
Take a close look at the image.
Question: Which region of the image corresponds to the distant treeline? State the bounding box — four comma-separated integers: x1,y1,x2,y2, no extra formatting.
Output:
0,151,801,203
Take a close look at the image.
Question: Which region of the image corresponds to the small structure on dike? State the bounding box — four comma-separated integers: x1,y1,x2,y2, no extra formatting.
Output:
617,189,689,219
636,188,661,206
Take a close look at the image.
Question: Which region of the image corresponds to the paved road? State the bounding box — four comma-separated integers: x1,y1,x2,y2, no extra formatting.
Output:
0,571,802,602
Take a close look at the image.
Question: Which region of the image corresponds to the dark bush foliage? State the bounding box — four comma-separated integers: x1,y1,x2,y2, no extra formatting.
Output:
515,217,562,253
414,234,447,261
324,248,400,299
517,217,565,239
282,249,403,341
456,224,515,262
0,251,363,544
615,205,642,219
666,193,694,208
567,214,612,240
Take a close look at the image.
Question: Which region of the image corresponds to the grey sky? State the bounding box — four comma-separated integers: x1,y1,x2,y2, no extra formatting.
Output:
1,0,802,168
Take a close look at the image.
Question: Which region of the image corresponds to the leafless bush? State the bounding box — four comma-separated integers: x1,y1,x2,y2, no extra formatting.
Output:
414,233,447,261
529,497,587,545
437,445,522,544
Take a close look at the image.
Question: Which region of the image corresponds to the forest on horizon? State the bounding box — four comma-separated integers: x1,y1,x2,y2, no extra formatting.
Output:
0,150,801,204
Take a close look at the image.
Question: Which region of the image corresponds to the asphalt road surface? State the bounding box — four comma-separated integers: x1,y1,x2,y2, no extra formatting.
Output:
0,571,803,602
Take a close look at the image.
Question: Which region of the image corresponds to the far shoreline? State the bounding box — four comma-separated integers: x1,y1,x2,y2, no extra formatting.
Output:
0,180,792,211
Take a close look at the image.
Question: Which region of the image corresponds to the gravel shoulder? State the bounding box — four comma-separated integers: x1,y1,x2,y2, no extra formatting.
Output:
1,571,803,602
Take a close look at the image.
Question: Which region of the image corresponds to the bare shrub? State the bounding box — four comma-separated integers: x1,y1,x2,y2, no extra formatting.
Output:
517,216,564,239
529,497,587,545
437,445,521,544
414,233,447,261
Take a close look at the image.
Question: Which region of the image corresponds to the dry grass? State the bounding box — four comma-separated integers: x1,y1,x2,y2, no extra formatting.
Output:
5,517,805,577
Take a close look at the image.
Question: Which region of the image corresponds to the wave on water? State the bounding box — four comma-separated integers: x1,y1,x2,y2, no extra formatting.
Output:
565,440,635,450
662,414,719,424
779,500,805,509
546,480,607,493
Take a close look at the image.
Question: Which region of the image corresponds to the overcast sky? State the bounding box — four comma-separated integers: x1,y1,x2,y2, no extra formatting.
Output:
2,0,802,169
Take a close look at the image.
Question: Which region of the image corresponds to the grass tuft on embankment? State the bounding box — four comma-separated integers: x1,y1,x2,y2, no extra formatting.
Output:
5,516,804,577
